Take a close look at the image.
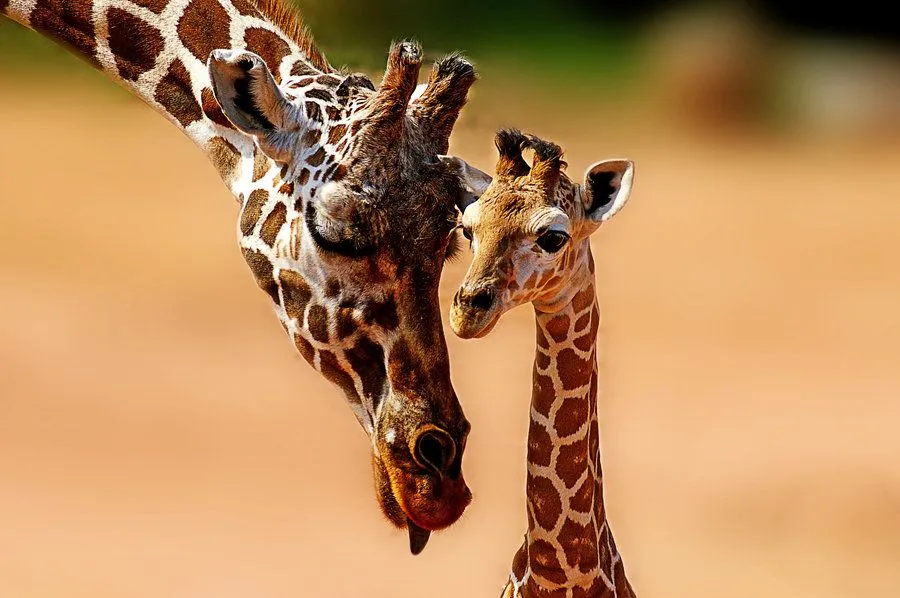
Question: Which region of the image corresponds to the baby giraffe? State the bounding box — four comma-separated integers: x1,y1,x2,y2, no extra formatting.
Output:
448,130,635,597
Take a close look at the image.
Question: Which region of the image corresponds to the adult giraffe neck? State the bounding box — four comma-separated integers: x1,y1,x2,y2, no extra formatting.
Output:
0,0,323,181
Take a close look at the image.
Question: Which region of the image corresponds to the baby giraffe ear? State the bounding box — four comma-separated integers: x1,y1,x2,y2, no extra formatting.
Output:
440,156,493,213
207,49,302,162
583,159,635,223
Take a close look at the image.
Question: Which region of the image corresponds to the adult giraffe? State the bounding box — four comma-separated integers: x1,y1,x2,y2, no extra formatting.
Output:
0,0,478,554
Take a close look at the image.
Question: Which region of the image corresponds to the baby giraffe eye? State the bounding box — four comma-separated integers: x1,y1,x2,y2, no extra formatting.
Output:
536,230,570,253
461,225,473,241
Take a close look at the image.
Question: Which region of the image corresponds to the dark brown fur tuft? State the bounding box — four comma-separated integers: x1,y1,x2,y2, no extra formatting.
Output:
525,135,566,190
494,128,530,178
252,0,334,73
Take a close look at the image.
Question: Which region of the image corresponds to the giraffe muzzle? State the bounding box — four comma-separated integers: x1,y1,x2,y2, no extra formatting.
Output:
450,286,502,339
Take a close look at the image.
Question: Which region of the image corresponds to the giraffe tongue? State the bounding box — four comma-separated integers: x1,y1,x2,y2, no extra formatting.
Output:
406,517,431,555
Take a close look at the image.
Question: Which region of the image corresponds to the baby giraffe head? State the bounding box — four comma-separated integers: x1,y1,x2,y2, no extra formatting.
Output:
448,129,634,338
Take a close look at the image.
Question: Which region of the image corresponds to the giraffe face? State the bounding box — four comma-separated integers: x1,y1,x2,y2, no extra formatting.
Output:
208,42,478,549
449,130,634,339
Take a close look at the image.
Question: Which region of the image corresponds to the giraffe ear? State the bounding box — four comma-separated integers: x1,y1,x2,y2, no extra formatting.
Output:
582,159,635,224
440,156,492,213
207,49,301,162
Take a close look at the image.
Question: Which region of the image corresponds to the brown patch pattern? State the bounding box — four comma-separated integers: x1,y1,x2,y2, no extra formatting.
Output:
244,27,291,80
30,0,99,68
155,59,202,127
305,102,322,122
133,0,167,12
528,539,568,586
306,147,326,167
252,150,270,182
206,136,240,183
336,306,355,339
555,440,587,488
363,298,399,331
327,124,348,146
177,0,230,63
253,0,333,73
230,0,260,17
572,285,594,314
241,189,268,236
106,8,162,81
241,248,278,303
545,313,570,344
557,348,591,391
555,395,589,438
318,350,355,399
528,474,561,531
569,476,593,514
536,349,551,371
527,417,553,468
532,372,555,418
260,202,287,246
574,312,591,333
279,269,312,322
511,545,529,581
346,337,386,405
559,518,598,573
292,333,314,363
307,304,329,342
302,129,319,146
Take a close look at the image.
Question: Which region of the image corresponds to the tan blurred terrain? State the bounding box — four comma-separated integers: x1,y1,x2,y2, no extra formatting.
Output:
1,76,899,598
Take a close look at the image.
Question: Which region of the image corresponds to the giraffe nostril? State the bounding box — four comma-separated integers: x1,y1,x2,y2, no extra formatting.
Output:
413,428,457,477
468,288,494,311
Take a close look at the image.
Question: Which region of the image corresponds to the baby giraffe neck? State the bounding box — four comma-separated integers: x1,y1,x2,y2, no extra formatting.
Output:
504,243,634,598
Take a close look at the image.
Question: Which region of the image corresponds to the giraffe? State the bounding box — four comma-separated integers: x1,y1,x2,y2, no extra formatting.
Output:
446,130,636,596
1,0,481,553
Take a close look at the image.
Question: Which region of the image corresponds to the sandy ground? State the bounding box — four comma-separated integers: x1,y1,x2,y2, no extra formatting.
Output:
1,77,899,598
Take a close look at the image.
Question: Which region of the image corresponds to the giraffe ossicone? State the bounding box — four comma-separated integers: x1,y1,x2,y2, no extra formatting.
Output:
2,0,482,553
449,130,638,596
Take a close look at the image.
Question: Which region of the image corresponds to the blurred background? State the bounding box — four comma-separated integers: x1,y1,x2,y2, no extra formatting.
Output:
1,1,899,596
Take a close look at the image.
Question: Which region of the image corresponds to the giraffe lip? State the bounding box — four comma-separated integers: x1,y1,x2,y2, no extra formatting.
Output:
406,517,431,555
451,302,501,339
460,310,501,339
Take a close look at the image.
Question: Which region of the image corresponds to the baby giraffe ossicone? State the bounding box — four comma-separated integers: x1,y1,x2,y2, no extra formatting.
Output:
448,130,636,597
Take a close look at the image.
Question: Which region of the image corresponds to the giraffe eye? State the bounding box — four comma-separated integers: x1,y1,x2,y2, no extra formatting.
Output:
536,230,569,253
461,225,473,241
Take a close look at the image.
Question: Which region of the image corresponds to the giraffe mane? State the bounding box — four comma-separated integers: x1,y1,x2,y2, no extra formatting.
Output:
252,0,335,73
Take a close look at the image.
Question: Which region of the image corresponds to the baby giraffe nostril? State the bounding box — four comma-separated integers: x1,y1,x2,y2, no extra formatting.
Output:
468,288,494,311
414,429,456,476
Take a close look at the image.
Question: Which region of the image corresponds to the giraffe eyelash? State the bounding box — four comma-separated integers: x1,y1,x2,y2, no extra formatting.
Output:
444,226,464,263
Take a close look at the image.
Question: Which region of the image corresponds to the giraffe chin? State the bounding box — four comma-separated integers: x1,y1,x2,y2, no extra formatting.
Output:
372,454,471,554
449,307,502,340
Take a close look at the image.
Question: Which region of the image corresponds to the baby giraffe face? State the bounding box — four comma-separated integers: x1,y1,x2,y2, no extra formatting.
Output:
447,130,634,338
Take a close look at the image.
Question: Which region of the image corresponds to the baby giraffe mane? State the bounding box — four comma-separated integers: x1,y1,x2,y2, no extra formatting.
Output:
494,128,569,180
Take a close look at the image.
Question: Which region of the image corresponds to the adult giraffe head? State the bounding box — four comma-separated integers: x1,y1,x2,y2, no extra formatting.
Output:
1,0,478,552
